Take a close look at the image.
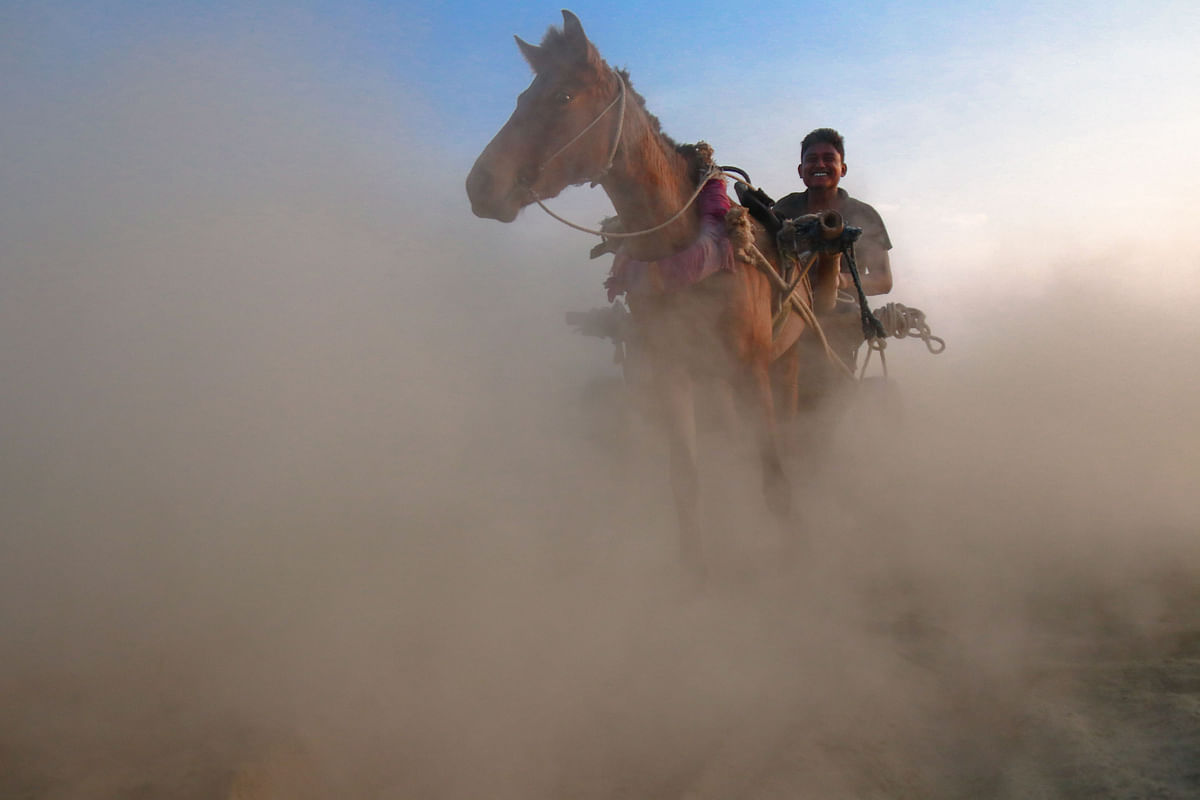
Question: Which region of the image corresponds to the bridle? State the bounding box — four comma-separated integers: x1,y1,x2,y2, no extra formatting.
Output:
529,69,627,190
518,70,722,240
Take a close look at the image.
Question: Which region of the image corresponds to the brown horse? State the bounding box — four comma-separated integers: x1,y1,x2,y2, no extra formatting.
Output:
466,11,817,569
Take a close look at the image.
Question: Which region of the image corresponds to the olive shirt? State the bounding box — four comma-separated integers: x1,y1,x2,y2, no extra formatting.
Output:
772,188,891,280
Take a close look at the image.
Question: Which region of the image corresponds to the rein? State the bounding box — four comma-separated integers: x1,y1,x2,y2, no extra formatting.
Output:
535,70,627,187
534,165,723,239
525,69,721,240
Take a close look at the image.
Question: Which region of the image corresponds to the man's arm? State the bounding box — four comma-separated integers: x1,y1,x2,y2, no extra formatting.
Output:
845,201,893,295
839,241,892,295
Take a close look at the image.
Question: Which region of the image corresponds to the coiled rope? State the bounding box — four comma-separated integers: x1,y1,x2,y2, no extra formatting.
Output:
872,302,946,353
857,301,946,379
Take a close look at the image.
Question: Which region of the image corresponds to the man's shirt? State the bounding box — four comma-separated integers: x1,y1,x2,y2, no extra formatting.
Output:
772,188,891,251
772,188,891,287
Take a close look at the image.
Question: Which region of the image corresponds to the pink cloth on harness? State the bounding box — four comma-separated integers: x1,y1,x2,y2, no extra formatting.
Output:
604,179,735,302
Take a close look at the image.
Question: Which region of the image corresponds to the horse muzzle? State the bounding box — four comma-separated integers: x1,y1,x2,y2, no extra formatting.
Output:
465,161,526,222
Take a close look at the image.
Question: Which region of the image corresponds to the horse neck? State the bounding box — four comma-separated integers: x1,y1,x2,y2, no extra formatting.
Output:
598,103,700,261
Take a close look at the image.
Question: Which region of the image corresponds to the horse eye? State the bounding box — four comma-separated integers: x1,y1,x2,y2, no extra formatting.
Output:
553,91,572,106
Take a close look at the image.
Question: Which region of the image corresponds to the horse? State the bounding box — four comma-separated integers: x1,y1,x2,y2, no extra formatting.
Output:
466,11,828,569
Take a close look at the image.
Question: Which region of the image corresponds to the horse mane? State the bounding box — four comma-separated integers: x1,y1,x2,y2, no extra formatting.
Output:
614,67,714,184
535,28,714,185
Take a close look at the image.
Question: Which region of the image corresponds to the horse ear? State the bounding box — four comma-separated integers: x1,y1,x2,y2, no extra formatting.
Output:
515,35,543,70
561,10,588,50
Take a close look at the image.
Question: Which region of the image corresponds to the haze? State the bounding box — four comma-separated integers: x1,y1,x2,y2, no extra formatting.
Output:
2,6,1199,797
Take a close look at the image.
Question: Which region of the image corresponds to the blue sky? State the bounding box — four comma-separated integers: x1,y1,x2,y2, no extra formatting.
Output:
10,1,1190,146
5,0,1199,304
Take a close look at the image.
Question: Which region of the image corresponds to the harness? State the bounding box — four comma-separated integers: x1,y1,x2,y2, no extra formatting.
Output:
521,69,724,240
527,70,944,376
529,70,627,191
735,180,885,344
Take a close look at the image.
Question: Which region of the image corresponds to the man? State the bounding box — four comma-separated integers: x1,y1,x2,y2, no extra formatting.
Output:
773,128,893,409
773,128,892,298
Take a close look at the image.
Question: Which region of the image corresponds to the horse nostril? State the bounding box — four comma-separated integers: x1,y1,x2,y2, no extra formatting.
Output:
465,166,493,203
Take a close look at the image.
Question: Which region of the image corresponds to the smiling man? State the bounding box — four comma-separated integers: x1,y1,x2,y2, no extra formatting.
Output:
773,128,893,297
772,128,895,408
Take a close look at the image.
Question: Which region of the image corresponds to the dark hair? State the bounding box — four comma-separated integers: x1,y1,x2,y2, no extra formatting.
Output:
801,128,845,159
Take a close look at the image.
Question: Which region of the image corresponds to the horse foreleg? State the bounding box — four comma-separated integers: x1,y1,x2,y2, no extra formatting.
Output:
770,341,801,426
654,364,702,571
735,361,791,522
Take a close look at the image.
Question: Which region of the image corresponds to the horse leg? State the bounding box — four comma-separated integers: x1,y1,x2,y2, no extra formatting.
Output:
770,340,801,427
735,359,791,522
654,363,703,571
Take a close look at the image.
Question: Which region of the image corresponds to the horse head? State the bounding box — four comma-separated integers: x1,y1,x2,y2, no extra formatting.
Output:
466,11,623,222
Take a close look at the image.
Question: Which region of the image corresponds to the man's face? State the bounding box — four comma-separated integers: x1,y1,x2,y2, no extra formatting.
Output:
799,142,846,190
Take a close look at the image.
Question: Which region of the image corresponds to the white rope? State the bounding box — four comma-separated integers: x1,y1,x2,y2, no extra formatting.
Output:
527,85,948,383
533,164,723,239
536,73,627,183
871,302,946,354
859,338,888,380
857,302,945,379
737,242,857,379
525,68,747,241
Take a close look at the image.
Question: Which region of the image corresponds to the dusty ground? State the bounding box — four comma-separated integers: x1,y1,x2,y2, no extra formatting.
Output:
3,546,1198,800
1,362,1197,799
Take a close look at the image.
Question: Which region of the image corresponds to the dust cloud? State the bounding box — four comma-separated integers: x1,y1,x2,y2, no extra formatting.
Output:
3,24,1199,800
